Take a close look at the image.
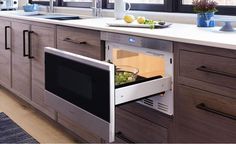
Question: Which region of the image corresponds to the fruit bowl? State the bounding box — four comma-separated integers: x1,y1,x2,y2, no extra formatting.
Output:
115,65,139,85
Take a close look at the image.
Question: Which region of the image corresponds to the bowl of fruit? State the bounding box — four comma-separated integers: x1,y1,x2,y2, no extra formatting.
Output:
115,65,139,86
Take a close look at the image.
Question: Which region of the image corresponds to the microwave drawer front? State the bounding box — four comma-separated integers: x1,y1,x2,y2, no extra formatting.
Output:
45,91,111,141
44,47,115,142
115,76,172,105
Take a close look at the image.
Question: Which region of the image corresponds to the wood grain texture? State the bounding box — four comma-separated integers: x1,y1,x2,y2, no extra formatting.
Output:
175,85,236,143
174,42,236,143
179,49,236,90
57,26,102,60
31,24,56,120
11,21,31,100
115,107,168,143
0,19,11,88
175,42,236,98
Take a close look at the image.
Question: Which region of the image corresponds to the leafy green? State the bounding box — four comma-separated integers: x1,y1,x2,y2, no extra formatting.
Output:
144,19,156,29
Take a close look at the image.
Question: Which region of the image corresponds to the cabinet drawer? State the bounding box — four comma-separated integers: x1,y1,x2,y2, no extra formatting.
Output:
179,50,236,91
116,107,168,143
57,26,102,60
175,85,236,142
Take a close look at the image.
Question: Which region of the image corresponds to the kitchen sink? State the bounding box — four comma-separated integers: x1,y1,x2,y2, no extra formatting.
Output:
17,12,82,20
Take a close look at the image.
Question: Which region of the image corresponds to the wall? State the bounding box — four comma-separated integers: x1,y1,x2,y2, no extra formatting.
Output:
18,0,28,8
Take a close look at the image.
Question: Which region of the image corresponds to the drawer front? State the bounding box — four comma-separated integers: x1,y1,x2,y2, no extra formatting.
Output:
179,50,236,91
57,26,102,60
116,107,168,143
175,85,236,142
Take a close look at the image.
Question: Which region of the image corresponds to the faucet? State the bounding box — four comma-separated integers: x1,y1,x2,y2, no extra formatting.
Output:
92,0,102,17
49,0,54,13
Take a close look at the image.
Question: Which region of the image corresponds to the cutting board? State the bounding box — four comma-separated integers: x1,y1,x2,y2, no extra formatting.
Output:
107,20,171,28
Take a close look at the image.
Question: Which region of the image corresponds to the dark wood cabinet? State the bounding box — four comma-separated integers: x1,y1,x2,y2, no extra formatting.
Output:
174,42,236,143
115,106,168,143
57,26,103,60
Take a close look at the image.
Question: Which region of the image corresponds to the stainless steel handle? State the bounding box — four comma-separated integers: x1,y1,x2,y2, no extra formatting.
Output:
5,26,10,50
196,66,236,78
196,103,236,121
63,37,87,45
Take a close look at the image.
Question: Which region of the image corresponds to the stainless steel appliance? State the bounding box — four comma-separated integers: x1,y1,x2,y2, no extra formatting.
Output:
0,0,18,10
44,32,173,142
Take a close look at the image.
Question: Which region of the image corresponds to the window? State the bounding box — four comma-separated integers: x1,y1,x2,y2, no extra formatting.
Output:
182,0,236,6
62,0,92,8
30,0,236,15
177,0,236,15
29,0,57,5
105,0,172,12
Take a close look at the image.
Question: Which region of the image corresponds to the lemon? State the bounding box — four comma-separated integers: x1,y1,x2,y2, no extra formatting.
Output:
137,16,146,24
123,15,135,23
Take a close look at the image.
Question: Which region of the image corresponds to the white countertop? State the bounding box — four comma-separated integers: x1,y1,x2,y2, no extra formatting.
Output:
0,11,236,51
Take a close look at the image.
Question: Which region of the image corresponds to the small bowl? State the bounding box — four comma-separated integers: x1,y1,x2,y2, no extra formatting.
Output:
23,4,39,12
115,65,139,85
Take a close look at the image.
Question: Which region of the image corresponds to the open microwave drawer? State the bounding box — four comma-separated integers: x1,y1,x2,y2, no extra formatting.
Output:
44,47,172,142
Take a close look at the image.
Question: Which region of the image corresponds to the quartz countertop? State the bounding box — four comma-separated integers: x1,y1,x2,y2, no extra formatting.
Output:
0,11,236,51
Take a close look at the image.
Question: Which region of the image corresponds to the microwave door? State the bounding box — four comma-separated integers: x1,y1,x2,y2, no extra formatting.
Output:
44,47,115,142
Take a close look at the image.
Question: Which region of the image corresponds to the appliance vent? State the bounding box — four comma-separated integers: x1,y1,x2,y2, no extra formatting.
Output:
143,98,154,107
157,102,168,112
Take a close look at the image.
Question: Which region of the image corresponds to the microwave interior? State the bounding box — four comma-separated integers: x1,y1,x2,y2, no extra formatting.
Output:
106,44,170,86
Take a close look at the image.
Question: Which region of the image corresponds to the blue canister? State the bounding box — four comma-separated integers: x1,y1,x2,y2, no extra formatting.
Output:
197,12,215,27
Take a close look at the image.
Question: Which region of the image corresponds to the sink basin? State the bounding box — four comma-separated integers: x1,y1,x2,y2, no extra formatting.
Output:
21,12,81,20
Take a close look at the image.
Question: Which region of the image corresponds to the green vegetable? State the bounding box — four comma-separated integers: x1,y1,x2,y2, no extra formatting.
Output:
144,19,156,29
115,71,136,85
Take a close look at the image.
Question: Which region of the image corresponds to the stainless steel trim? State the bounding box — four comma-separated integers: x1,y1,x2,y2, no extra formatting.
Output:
45,47,115,142
45,47,112,70
44,90,112,141
115,76,172,105
101,32,173,52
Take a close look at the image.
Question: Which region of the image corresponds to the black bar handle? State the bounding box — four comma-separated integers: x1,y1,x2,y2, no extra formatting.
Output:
115,131,135,143
28,31,34,59
196,103,236,121
196,66,236,78
23,30,29,57
5,26,10,50
63,37,87,45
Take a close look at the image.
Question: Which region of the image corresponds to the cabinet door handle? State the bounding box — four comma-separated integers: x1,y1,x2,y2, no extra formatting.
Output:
196,66,236,78
28,31,34,59
23,30,29,57
5,26,10,50
115,131,135,143
63,37,87,45
196,103,236,121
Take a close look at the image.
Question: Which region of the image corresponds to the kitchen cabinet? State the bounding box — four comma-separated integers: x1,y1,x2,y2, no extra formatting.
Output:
57,26,104,60
0,18,57,119
115,106,168,143
174,42,236,142
0,18,11,89
31,24,56,119
11,21,31,101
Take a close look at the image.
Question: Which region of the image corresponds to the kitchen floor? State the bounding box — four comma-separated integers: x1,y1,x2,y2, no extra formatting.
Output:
0,86,78,143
